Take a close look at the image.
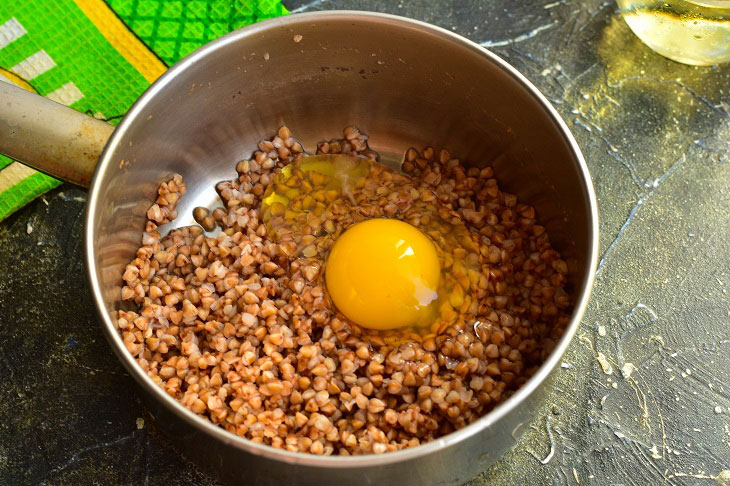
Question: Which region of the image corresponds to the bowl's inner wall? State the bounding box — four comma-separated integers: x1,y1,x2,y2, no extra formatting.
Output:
93,16,592,321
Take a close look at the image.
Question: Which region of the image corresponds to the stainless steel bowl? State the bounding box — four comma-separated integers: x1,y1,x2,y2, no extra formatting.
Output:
0,11,598,486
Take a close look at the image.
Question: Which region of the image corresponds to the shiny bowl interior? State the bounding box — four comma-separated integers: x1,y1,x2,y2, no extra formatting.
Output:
85,11,598,486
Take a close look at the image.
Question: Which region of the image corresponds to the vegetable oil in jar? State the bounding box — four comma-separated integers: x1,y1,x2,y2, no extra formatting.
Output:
616,0,730,65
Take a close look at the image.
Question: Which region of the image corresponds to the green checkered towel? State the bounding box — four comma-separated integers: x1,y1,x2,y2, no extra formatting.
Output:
0,0,288,221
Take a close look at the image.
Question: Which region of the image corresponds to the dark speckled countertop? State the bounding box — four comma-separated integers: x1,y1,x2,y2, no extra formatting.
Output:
1,1,729,484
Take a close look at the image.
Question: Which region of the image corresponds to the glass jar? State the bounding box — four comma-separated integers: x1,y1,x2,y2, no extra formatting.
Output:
616,0,730,65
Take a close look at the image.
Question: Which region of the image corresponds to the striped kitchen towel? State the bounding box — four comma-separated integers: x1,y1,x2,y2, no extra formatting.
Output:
0,0,288,221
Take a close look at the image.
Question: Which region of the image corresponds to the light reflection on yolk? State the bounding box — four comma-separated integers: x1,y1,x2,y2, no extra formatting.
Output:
325,219,441,330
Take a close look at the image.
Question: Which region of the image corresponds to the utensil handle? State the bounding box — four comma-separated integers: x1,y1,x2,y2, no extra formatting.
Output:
0,82,114,188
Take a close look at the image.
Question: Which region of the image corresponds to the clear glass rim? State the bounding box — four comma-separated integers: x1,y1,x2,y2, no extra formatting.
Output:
684,0,730,7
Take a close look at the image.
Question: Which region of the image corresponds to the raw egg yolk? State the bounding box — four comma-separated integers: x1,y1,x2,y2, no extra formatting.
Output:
325,219,440,330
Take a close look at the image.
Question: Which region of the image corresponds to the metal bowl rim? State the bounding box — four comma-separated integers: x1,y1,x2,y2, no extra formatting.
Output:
85,10,599,468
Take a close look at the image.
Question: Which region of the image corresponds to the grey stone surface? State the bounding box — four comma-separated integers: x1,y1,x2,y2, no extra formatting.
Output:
1,0,728,484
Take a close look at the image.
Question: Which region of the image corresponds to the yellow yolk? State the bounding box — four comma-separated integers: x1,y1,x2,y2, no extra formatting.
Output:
325,219,441,330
